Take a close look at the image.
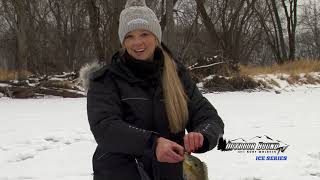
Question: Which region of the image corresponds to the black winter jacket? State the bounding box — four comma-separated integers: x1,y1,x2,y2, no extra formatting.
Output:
86,48,224,180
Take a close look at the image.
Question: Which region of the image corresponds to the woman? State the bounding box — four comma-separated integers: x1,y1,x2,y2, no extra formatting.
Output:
85,0,224,179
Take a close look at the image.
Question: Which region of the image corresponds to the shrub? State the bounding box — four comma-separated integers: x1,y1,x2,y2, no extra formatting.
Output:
203,75,261,91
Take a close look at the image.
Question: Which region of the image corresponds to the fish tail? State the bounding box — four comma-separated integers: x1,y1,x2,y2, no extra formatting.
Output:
203,162,209,180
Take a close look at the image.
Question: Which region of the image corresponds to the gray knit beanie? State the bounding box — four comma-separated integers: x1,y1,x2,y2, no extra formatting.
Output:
118,0,162,44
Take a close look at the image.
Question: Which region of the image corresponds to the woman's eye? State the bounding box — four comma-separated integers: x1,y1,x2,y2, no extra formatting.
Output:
141,33,149,37
125,35,133,39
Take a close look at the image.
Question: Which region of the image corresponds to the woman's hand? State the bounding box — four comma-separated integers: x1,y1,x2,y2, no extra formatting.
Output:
184,132,204,154
155,137,184,163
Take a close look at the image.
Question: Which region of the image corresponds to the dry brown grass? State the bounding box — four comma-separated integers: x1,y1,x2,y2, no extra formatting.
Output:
203,75,263,91
240,59,320,76
285,73,320,85
287,74,301,85
0,70,17,81
0,69,32,81
304,74,318,84
267,79,281,88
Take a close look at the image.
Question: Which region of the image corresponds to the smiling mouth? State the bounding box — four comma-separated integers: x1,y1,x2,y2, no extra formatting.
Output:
134,49,145,53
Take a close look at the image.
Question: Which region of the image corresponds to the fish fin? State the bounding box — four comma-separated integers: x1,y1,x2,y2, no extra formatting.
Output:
203,162,209,180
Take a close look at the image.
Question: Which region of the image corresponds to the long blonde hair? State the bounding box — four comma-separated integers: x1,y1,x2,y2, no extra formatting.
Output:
160,45,189,133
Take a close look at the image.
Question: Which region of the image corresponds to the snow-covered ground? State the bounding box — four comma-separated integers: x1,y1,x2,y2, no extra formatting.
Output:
1,86,320,180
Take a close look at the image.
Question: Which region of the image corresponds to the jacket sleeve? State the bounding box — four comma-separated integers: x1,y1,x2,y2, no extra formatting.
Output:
87,73,157,156
179,64,224,153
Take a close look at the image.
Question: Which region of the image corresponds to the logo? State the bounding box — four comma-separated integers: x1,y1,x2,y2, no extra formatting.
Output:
127,18,149,26
218,135,289,161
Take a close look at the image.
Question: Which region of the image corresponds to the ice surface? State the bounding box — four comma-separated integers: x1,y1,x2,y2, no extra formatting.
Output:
0,86,320,179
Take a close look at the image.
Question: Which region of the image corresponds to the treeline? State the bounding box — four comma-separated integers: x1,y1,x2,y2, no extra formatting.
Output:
0,0,319,80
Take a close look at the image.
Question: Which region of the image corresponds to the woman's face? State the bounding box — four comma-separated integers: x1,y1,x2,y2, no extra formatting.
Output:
123,29,157,61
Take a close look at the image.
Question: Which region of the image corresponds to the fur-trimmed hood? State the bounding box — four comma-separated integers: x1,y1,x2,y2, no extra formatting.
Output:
79,61,106,94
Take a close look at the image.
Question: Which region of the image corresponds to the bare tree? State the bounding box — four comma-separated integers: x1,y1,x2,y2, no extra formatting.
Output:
254,0,298,63
47,0,90,72
2,0,29,79
174,0,201,62
254,0,284,63
165,0,175,50
195,0,262,63
108,0,123,58
159,0,178,32
86,0,104,63
0,0,312,82
298,0,320,59
281,0,297,61
270,0,288,62
86,0,125,63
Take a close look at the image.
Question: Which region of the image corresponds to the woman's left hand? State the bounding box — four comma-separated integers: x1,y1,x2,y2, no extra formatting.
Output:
183,132,204,154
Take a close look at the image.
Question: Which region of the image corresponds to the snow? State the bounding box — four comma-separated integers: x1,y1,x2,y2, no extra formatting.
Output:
1,86,320,180
0,83,10,87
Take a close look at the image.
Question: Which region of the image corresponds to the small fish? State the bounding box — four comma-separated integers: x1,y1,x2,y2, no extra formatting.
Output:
183,153,208,180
